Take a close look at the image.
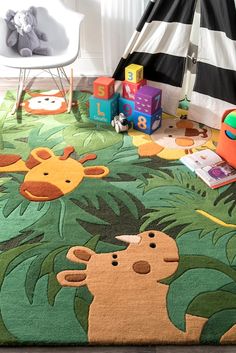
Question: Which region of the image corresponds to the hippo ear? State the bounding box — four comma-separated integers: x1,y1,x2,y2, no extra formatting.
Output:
57,270,87,287
83,166,109,179
67,246,95,264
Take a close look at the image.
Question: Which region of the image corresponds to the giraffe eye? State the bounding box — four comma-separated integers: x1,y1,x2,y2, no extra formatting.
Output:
65,180,71,183
43,172,49,176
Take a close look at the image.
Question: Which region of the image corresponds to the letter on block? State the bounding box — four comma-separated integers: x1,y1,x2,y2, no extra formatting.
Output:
133,108,162,135
125,64,143,84
89,93,120,124
135,85,162,115
122,79,147,101
119,97,135,122
93,77,115,100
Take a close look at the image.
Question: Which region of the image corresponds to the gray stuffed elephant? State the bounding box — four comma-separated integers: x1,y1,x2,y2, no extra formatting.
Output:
5,7,53,57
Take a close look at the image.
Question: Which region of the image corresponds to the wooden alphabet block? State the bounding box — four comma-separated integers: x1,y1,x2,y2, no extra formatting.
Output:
93,77,115,100
135,85,162,115
125,64,143,84
133,108,162,135
119,97,135,122
89,93,120,123
122,79,147,101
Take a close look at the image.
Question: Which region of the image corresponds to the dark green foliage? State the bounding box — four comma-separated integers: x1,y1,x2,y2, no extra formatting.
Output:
1,91,236,344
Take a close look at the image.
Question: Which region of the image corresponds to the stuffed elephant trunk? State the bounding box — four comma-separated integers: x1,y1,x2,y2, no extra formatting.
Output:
15,12,33,34
22,23,32,33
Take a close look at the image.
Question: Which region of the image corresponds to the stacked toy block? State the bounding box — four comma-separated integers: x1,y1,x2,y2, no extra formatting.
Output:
133,85,162,135
89,77,119,123
119,64,146,122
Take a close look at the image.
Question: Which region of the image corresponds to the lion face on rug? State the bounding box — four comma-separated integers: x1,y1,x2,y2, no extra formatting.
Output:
57,231,207,344
129,114,218,160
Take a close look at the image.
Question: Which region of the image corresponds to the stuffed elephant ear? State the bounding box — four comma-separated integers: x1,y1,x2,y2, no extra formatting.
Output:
28,6,37,17
5,10,17,31
5,9,16,21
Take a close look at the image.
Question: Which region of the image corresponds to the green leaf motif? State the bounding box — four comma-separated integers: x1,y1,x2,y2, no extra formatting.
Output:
187,290,236,318
0,258,87,344
166,268,232,331
200,309,236,344
0,199,50,242
28,124,66,151
74,296,89,334
63,123,122,155
141,169,236,240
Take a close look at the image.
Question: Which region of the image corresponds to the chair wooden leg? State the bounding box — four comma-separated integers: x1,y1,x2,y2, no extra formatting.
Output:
11,68,26,115
67,68,73,113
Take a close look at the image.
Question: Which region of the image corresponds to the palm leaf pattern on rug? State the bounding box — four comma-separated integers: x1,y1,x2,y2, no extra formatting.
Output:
0,90,236,344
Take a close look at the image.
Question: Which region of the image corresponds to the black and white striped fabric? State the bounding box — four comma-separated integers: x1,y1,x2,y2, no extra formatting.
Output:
113,0,236,129
113,0,197,116
188,0,236,129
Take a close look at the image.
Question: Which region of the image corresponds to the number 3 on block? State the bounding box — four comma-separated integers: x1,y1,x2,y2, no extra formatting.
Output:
128,71,133,81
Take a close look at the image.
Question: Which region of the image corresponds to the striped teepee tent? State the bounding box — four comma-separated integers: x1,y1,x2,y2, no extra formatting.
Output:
113,0,236,129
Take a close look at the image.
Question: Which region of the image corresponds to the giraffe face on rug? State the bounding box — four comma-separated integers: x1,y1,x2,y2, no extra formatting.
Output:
57,230,179,293
0,146,109,202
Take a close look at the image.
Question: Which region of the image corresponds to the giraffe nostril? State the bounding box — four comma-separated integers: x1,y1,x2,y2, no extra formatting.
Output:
133,261,151,274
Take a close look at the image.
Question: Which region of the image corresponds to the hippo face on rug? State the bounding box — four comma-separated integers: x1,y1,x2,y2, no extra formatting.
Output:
0,146,109,202
57,230,179,294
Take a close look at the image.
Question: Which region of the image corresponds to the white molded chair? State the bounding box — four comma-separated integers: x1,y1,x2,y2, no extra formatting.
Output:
0,0,84,113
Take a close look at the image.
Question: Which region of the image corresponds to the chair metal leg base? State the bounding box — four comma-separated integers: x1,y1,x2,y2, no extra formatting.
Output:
67,68,73,113
12,67,73,116
11,68,26,115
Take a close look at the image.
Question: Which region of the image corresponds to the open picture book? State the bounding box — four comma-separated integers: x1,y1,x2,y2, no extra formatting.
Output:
180,149,236,189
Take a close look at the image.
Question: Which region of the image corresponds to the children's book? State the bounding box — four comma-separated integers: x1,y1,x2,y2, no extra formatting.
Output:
180,149,236,189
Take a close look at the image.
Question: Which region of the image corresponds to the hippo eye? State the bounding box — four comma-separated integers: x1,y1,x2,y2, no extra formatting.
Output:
168,135,173,137
169,126,173,128
112,254,117,259
43,172,49,176
65,180,71,183
148,232,155,238
149,243,156,248
112,261,118,266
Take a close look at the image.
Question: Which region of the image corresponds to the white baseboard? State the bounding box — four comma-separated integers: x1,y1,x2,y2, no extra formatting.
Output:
0,56,105,78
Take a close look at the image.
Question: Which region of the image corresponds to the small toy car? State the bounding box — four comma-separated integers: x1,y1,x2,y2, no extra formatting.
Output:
111,113,131,133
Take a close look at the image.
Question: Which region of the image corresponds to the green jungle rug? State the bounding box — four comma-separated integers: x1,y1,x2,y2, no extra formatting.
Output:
0,90,236,346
